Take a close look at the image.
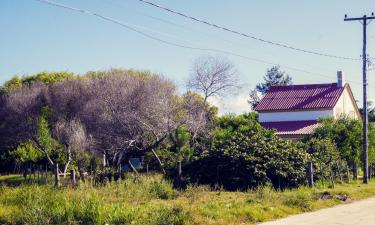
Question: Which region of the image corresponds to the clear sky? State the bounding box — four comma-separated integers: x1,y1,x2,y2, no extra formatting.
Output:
1,0,374,114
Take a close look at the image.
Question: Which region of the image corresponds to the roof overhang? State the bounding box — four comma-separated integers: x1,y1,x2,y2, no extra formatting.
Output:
260,120,320,137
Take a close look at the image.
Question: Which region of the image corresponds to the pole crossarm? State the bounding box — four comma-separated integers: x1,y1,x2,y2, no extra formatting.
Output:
344,16,375,21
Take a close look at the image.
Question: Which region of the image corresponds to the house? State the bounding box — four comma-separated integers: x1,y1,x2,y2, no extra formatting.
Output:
255,71,361,140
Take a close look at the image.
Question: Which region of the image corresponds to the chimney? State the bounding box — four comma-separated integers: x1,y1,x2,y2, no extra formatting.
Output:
337,71,345,88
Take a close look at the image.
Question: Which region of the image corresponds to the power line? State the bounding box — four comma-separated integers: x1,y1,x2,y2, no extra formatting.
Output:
136,0,360,61
106,0,345,74
33,0,370,89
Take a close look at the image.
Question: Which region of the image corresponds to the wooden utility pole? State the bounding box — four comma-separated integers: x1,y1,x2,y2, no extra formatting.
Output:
344,13,375,184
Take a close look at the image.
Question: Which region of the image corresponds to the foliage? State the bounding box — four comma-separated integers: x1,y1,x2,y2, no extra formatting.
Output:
183,113,309,190
248,66,292,109
0,175,185,225
1,72,74,93
9,141,43,164
305,138,341,180
36,108,67,165
171,126,193,162
309,117,362,167
1,174,375,225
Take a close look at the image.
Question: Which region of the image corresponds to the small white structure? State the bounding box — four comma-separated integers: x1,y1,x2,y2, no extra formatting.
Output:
255,71,361,140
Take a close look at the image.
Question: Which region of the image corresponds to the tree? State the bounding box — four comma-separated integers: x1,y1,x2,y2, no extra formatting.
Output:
54,118,91,176
187,55,239,105
183,113,308,190
0,69,217,180
181,92,217,141
170,126,192,183
359,101,375,122
248,66,292,109
305,138,341,186
1,72,74,93
308,117,363,180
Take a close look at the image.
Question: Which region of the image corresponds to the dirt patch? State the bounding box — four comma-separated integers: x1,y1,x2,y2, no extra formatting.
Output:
335,194,351,203
320,191,333,200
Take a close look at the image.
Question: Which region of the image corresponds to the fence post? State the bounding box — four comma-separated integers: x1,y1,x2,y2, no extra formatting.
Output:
370,164,372,179
146,164,149,177
70,169,76,186
307,162,314,187
346,165,351,182
54,163,59,188
37,165,41,184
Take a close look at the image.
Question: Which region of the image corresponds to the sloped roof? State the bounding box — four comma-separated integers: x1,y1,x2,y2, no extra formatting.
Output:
255,83,346,112
260,120,320,135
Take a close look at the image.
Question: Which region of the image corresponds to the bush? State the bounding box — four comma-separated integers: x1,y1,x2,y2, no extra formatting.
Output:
183,114,309,190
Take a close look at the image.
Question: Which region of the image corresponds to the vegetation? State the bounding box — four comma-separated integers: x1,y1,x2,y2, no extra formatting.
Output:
2,66,375,224
248,66,292,109
307,117,375,180
183,114,308,190
1,174,375,225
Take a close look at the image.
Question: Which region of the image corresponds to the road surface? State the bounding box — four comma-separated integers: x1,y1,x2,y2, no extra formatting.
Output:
259,197,375,225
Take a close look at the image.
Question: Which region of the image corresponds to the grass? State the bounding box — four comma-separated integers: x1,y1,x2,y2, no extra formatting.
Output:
1,174,375,225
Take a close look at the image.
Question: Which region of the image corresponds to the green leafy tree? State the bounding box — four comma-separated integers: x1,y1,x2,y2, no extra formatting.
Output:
309,117,362,179
184,113,308,190
0,76,22,93
170,126,192,181
1,72,74,93
305,138,341,185
33,107,66,168
10,141,43,164
248,66,292,109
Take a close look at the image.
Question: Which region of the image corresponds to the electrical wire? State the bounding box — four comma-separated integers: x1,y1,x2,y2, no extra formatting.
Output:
33,0,370,89
105,0,345,74
136,0,360,61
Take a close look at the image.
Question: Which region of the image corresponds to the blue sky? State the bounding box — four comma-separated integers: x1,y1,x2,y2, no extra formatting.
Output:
1,0,374,114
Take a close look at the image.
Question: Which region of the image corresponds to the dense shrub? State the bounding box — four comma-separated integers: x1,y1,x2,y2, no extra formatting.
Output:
183,113,309,190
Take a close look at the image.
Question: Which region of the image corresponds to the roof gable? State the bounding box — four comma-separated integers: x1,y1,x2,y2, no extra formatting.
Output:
255,83,346,112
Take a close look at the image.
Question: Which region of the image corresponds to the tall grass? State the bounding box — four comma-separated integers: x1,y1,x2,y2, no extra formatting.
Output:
1,174,375,225
0,174,187,225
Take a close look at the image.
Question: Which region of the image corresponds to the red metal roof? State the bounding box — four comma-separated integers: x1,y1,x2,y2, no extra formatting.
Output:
260,120,320,135
255,83,346,112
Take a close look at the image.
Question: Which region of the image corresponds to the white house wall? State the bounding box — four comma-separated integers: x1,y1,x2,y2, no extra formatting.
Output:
333,86,359,119
258,110,334,122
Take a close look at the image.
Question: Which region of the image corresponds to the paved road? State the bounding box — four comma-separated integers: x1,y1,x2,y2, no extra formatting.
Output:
259,198,375,225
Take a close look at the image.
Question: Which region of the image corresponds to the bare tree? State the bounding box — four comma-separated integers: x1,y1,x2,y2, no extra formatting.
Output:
187,55,239,105
182,92,216,140
84,70,181,172
54,118,91,176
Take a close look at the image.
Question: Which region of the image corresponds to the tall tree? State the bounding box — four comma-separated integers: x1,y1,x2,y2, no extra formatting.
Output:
248,66,292,109
308,117,362,180
187,55,239,105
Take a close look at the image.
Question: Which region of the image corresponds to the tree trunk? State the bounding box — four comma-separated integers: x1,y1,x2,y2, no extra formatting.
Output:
307,162,314,187
70,169,76,186
346,165,351,182
128,160,139,175
336,162,343,183
78,162,85,182
63,146,72,177
103,152,107,167
178,147,182,182
330,169,335,189
54,163,60,188
353,161,358,180
151,149,166,174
